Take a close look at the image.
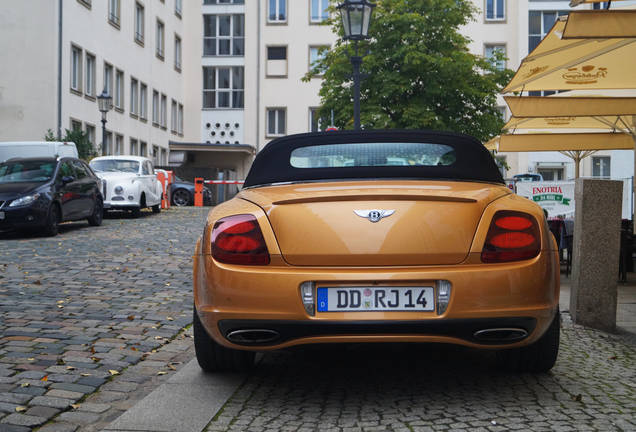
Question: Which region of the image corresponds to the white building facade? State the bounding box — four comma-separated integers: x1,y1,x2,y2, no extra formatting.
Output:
0,0,200,165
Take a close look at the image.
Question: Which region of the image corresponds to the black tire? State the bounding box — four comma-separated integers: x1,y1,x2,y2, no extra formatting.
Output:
193,305,255,373
42,204,60,237
131,194,145,218
497,309,560,373
172,189,191,207
131,206,141,218
87,197,103,226
152,196,161,214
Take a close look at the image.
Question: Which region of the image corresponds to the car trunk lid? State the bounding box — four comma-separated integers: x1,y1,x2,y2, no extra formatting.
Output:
240,181,509,266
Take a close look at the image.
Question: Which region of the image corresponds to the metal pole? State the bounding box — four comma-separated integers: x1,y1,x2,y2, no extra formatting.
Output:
351,41,362,130
57,0,63,140
101,115,107,156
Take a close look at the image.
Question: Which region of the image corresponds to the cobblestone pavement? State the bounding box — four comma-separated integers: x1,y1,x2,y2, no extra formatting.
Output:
0,208,208,431
206,315,636,432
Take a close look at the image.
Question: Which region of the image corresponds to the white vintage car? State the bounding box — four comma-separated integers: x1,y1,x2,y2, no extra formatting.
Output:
89,156,162,216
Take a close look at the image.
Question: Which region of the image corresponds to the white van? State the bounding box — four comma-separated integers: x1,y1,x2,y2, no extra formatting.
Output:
0,142,79,162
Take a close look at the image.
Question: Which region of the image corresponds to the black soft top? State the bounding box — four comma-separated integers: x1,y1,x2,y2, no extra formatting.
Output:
243,130,503,188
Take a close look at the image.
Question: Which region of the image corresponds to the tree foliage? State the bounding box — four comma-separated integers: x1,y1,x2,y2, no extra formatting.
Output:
45,128,97,161
304,0,513,142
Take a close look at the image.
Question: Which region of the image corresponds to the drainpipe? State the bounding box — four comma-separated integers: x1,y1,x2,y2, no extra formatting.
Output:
57,0,63,140
255,0,261,152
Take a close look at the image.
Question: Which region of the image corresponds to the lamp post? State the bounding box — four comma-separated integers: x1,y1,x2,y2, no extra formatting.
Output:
97,90,113,156
337,0,375,130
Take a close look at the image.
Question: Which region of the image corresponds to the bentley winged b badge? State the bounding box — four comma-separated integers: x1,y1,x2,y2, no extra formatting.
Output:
354,209,395,223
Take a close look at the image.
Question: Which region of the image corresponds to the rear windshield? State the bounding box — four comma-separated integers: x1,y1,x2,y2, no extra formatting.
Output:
0,160,56,183
290,142,456,168
244,131,504,188
90,160,140,173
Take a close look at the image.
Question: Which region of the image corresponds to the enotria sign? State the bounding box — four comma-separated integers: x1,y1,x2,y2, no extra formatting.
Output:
516,182,575,218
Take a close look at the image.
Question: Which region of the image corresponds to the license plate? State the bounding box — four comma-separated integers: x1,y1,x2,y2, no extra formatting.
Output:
0,212,4,220
317,286,434,312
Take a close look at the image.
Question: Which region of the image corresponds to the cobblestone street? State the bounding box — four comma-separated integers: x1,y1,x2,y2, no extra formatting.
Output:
207,318,636,432
1,208,635,432
0,208,208,431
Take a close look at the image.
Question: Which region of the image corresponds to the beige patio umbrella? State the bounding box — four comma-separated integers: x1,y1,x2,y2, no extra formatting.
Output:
502,16,636,93
563,10,636,38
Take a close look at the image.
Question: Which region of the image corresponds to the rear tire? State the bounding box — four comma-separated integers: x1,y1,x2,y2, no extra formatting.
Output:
87,197,103,226
497,309,560,373
193,305,255,373
42,204,60,237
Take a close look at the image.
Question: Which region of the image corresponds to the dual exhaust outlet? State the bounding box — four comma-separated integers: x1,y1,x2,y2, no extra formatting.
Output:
225,327,529,346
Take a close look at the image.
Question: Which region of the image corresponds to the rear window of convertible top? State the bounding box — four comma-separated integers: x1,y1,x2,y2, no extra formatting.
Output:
289,142,456,169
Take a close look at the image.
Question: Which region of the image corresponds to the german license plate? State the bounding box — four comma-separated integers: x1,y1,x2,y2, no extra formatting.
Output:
317,286,434,312
0,212,4,220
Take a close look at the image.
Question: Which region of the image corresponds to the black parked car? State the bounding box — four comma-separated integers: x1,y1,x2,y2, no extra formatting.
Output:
0,157,103,236
169,176,212,206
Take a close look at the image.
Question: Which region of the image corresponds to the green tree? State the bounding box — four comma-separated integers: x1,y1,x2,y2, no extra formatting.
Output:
45,128,97,161
304,0,513,142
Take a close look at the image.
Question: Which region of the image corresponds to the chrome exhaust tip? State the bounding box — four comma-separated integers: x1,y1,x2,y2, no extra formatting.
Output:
473,328,528,342
226,329,280,345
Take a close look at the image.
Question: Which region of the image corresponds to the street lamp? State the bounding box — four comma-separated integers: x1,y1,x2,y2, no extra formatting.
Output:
338,0,375,130
97,90,113,156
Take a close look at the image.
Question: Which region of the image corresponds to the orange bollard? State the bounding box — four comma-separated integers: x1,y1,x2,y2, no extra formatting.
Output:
156,171,170,209
194,177,204,207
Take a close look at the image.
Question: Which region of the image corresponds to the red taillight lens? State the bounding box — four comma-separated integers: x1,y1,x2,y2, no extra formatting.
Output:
481,211,540,263
211,214,270,265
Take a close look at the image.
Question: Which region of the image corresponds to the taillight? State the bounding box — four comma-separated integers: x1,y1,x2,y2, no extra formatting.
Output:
211,214,270,265
481,211,540,263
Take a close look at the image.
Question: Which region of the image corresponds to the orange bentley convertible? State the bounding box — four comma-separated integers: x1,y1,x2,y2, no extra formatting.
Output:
193,130,560,373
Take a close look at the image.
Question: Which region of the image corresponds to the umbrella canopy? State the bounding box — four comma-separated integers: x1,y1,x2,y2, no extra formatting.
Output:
498,133,634,152
504,93,636,118
563,10,636,38
502,16,636,93
484,136,499,151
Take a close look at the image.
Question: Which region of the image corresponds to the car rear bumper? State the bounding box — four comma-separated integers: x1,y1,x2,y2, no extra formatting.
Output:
194,246,560,351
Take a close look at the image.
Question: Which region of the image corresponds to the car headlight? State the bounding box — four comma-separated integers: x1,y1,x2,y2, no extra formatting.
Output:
114,186,124,195
9,193,41,207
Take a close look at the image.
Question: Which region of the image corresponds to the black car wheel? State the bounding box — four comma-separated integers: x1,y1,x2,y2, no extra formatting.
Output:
42,204,60,237
172,189,191,207
193,305,254,373
87,197,103,226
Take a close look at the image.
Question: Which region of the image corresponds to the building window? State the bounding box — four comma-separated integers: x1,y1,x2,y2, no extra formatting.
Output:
109,0,120,26
267,46,287,77
203,66,244,109
156,19,165,59
161,94,167,128
85,53,96,97
529,10,569,53
178,103,184,135
115,69,124,110
592,156,611,178
171,99,178,133
174,34,182,71
175,0,182,17
71,119,82,131
140,141,147,157
85,124,96,149
485,0,505,21
152,90,159,125
161,148,167,165
309,46,328,74
537,167,564,181
268,0,287,23
77,0,91,9
309,107,329,132
203,0,244,3
485,44,506,71
152,145,159,164
71,45,82,93
310,0,329,23
267,108,286,137
130,138,138,155
135,2,145,44
130,78,139,116
140,83,148,120
103,63,113,96
115,134,124,155
203,15,245,56
104,131,113,156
